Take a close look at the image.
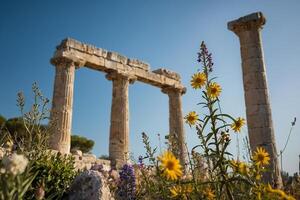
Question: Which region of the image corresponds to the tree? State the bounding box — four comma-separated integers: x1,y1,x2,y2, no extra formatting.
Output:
71,135,94,153
0,115,6,127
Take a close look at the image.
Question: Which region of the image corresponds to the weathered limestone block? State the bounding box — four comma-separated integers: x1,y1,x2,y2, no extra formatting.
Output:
153,68,181,81
246,104,271,116
247,113,273,128
56,38,108,58
67,170,113,200
241,44,263,60
242,58,265,74
244,89,269,105
127,58,150,71
228,12,282,187
71,149,83,157
107,51,128,64
243,72,267,90
248,127,275,145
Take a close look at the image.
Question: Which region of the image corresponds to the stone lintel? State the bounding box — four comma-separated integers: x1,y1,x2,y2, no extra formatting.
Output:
52,38,185,90
162,86,186,95
153,68,181,81
127,58,150,71
227,12,266,34
105,71,137,84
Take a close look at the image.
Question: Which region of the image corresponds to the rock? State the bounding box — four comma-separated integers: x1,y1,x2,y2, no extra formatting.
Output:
67,170,113,200
71,149,83,157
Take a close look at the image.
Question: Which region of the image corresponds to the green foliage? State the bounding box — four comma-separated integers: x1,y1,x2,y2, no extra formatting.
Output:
0,115,6,127
0,83,79,200
99,154,109,160
71,135,94,153
25,151,78,200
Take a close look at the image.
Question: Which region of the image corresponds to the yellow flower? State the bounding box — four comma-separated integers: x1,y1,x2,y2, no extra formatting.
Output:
170,185,181,198
191,72,206,89
231,160,249,175
207,82,221,99
265,184,295,200
203,187,215,200
158,151,182,181
252,147,270,166
231,117,245,132
169,184,193,199
184,111,198,126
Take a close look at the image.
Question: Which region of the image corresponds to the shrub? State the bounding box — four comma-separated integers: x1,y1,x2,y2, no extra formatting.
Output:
0,83,79,200
25,151,78,199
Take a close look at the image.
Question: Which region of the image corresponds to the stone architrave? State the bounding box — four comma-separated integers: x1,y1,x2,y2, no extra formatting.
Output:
162,86,187,169
106,71,136,168
228,12,282,187
49,58,76,154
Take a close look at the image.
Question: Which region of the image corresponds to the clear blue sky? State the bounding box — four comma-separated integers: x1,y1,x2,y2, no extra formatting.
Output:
0,0,299,174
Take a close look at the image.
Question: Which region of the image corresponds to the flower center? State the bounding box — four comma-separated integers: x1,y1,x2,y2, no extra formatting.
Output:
196,77,203,84
211,87,217,94
257,153,265,161
166,161,175,170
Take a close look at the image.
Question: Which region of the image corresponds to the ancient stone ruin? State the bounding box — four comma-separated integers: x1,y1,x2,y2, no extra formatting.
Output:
48,12,282,186
228,12,282,186
48,38,187,168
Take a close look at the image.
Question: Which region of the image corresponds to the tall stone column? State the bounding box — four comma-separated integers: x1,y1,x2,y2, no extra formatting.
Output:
49,58,76,154
162,86,187,169
228,12,282,187
106,71,135,168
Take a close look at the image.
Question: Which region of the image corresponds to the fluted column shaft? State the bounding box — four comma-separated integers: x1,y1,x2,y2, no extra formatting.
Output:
228,12,282,187
107,72,135,168
49,58,75,154
163,87,187,169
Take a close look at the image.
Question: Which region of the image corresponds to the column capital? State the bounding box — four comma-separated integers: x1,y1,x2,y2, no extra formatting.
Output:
105,71,137,84
161,86,186,95
50,57,84,69
228,12,266,35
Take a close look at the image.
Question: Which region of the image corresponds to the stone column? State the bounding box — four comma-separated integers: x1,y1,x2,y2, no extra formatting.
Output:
228,12,282,187
162,86,187,169
49,58,76,154
106,71,135,168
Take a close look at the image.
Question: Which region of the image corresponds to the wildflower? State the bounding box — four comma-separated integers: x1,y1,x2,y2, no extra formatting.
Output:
2,153,28,176
231,117,245,132
158,151,182,181
265,184,295,200
255,174,261,180
252,147,270,166
198,41,214,72
184,111,199,126
137,156,144,168
191,72,206,89
207,82,221,99
170,184,193,199
203,187,215,200
231,160,249,175
116,164,136,200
